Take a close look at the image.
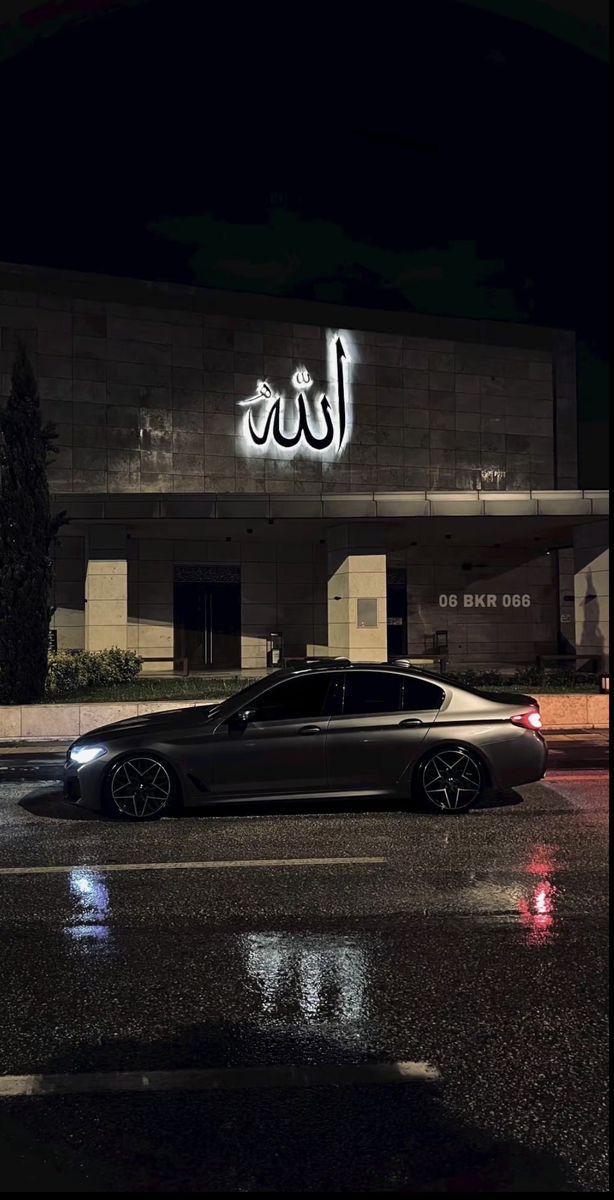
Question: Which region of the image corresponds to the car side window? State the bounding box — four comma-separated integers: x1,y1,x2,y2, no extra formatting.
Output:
401,679,445,711
342,671,403,716
250,674,337,722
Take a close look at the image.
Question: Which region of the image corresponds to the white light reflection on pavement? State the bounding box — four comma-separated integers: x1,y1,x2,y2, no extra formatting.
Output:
66,869,111,943
243,933,368,1027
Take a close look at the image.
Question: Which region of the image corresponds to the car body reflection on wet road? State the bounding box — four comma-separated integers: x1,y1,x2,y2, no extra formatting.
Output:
244,932,368,1025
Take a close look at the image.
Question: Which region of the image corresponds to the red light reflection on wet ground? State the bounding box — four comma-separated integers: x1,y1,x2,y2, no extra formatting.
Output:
519,878,557,945
518,849,559,944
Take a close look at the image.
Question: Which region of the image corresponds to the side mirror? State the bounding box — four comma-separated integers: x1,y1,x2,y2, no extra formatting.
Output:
229,707,255,729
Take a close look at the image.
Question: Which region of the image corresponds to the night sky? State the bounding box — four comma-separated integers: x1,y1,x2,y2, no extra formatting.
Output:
0,0,608,486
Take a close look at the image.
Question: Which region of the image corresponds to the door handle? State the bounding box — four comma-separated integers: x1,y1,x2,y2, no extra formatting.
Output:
399,718,423,728
298,725,322,735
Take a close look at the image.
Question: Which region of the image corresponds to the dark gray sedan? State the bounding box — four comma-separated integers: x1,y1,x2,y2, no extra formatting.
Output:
64,662,547,819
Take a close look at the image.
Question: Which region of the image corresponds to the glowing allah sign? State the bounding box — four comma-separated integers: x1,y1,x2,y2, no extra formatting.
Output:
238,335,350,455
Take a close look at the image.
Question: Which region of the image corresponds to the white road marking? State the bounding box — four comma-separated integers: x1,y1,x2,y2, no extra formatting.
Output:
0,855,386,878
0,1060,440,1097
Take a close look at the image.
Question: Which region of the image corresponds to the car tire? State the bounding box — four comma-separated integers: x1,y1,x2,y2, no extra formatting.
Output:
102,753,179,821
413,746,484,814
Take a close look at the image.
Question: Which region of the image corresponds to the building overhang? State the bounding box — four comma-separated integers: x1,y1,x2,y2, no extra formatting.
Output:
50,489,609,553
52,489,609,524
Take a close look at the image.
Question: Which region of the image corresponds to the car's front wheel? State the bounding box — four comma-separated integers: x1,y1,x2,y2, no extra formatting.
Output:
414,747,484,813
102,754,178,820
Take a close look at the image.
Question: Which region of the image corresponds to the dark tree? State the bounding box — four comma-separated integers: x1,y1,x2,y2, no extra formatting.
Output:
0,344,67,703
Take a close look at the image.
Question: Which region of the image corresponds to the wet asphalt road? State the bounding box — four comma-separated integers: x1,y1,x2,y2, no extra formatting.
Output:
0,745,609,1192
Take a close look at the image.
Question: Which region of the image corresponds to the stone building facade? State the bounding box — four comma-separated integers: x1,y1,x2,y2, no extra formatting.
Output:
0,262,608,673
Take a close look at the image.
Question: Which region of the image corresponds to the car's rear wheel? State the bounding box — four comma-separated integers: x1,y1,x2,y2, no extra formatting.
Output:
102,754,178,821
414,747,484,813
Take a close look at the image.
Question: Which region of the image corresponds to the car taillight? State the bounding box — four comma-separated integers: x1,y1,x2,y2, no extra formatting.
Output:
511,711,543,731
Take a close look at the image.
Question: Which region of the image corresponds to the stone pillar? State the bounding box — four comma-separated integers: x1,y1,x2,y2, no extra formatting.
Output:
85,528,128,652
573,521,609,671
327,525,387,662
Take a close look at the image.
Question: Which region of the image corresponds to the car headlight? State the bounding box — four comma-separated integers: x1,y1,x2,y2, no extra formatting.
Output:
69,745,106,765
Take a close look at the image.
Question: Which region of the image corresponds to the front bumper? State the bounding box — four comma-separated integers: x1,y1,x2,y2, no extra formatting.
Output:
63,758,106,812
63,771,81,802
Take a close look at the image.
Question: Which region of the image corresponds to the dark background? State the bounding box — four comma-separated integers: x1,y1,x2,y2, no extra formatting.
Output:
0,0,608,486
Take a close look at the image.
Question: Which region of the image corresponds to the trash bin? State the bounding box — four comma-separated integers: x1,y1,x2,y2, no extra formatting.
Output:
266,633,283,669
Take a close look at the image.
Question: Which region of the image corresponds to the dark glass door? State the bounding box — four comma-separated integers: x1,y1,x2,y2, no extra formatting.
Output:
174,579,241,671
387,567,408,657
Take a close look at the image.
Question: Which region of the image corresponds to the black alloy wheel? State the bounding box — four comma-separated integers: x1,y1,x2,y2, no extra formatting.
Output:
416,748,484,813
103,755,177,820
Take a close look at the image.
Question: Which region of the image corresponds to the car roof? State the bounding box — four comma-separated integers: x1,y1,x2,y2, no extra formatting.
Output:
284,659,444,682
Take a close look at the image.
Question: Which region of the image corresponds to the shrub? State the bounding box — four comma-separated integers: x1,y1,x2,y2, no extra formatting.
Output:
44,652,89,697
88,648,143,687
447,670,504,688
445,667,600,692
45,648,142,698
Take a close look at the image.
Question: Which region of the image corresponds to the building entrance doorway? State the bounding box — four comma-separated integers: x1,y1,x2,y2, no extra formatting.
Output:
387,567,408,657
174,565,241,671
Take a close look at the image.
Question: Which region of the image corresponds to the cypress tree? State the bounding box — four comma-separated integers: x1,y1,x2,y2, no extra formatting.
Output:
0,343,67,703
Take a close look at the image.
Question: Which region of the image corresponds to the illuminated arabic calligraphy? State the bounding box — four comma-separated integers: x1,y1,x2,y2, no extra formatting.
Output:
238,335,349,454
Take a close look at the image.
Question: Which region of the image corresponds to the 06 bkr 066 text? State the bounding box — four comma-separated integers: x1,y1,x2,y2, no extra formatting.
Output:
438,594,532,608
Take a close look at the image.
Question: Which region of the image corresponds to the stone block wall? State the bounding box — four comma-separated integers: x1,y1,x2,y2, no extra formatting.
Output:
396,544,558,666
574,521,609,670
51,534,86,650
0,284,566,495
557,547,576,651
127,537,174,668
241,539,328,670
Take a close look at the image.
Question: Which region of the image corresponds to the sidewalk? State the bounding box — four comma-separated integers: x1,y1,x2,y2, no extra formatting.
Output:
545,729,608,770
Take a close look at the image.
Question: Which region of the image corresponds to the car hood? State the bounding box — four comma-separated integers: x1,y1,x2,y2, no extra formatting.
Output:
78,703,218,741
